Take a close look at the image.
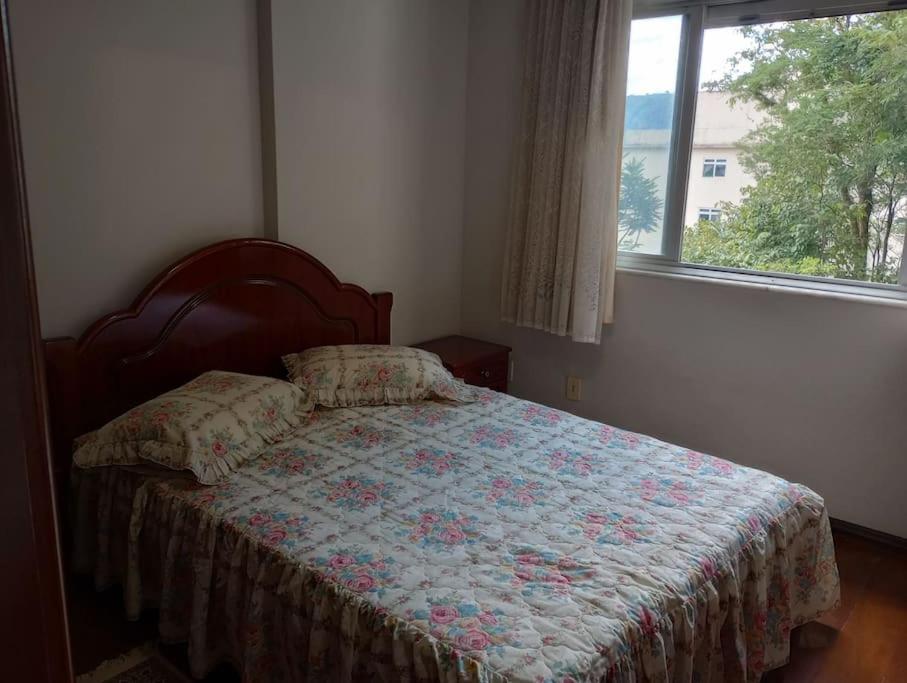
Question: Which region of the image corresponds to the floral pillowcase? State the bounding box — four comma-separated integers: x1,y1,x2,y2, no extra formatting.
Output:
73,371,312,484
282,345,479,407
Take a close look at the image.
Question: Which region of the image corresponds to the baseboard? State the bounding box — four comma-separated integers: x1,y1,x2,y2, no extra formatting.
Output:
830,517,907,550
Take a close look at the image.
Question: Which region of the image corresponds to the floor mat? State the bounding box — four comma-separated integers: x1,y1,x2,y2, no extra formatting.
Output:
76,642,191,683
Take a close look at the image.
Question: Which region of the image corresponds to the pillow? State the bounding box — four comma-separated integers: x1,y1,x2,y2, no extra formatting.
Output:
282,345,478,407
73,371,312,484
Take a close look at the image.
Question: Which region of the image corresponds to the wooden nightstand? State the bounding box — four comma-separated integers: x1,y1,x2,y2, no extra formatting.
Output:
414,335,511,393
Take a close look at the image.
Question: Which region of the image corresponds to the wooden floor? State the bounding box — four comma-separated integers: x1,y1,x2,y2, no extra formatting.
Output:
69,530,907,682
764,531,907,683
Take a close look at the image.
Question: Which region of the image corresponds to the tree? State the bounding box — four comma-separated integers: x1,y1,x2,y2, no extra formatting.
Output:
683,12,907,283
618,156,664,251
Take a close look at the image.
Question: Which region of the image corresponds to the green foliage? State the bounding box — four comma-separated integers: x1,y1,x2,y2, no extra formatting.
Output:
619,156,664,251
683,213,839,277
684,12,907,283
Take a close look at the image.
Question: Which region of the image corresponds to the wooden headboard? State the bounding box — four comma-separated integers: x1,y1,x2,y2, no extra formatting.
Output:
43,238,392,481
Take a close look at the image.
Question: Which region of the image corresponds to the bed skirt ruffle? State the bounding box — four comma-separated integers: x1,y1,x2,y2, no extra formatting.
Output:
72,467,839,683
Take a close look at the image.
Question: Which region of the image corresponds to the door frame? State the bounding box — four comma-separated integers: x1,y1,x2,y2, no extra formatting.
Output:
0,0,73,678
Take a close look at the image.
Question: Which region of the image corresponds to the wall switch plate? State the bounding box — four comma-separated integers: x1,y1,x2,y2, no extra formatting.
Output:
566,375,582,401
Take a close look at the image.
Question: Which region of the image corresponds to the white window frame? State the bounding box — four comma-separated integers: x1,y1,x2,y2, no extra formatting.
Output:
702,158,727,177
619,0,907,300
698,207,722,221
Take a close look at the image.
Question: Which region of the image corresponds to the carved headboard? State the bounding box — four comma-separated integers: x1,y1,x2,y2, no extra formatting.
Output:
43,238,392,481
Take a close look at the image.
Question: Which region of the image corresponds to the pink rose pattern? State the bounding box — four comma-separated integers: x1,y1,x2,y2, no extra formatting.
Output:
256,446,322,478
250,394,293,434
545,449,598,478
285,345,480,406
168,479,238,512
575,509,655,546
401,509,481,552
598,424,647,449
396,404,458,428
684,450,736,477
480,475,544,509
107,391,839,683
405,597,513,656
319,476,395,511
73,370,308,483
474,388,504,406
635,477,697,507
198,427,242,460
231,507,309,551
499,548,597,598
521,404,563,427
302,409,322,427
331,424,398,450
468,424,524,450
313,547,398,598
119,399,193,438
352,361,410,391
400,447,462,477
299,365,332,389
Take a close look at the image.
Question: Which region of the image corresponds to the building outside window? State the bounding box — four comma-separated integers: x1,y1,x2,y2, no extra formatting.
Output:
698,208,722,222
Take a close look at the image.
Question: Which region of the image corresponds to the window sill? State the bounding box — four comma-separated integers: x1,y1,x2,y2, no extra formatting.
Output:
616,256,907,308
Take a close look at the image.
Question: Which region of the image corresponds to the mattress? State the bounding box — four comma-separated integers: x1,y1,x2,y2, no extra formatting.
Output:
72,389,839,682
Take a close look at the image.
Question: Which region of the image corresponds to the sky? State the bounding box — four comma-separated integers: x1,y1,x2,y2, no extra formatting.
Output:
626,16,753,96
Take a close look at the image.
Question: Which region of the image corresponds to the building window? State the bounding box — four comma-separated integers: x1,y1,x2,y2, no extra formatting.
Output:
618,2,907,290
702,158,727,177
698,208,722,222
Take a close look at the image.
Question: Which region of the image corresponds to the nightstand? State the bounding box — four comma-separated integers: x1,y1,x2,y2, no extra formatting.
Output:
414,335,511,393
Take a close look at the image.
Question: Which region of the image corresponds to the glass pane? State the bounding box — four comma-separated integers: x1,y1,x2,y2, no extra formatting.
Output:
681,11,907,284
618,15,683,255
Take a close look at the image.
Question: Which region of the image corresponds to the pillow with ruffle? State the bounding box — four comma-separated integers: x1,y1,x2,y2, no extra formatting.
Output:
282,345,478,407
73,371,312,484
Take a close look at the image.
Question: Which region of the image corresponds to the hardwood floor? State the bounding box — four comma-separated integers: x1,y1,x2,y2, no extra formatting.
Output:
69,530,907,682
764,531,907,683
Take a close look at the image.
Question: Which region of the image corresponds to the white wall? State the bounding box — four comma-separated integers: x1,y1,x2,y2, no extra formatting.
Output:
11,0,264,338
12,0,468,346
463,0,907,538
270,0,469,345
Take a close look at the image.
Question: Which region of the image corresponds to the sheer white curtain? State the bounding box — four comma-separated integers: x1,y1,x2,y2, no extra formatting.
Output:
501,0,632,343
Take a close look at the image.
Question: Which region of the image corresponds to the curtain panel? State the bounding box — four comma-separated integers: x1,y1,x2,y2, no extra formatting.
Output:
501,0,632,343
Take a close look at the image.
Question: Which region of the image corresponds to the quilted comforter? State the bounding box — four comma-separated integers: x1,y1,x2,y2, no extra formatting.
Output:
73,389,839,682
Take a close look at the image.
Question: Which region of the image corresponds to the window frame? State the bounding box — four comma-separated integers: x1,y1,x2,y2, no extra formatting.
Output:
702,158,727,177
619,0,907,295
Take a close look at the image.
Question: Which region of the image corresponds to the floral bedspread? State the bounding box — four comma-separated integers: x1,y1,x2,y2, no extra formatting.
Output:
73,389,839,682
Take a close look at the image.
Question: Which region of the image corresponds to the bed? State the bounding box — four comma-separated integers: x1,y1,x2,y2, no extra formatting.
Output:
47,239,840,682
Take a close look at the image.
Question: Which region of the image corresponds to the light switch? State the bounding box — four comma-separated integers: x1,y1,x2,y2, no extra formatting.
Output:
566,376,582,401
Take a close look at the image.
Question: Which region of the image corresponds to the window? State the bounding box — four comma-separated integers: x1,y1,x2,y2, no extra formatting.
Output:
702,159,726,177
618,1,907,292
698,208,722,222
618,15,683,255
